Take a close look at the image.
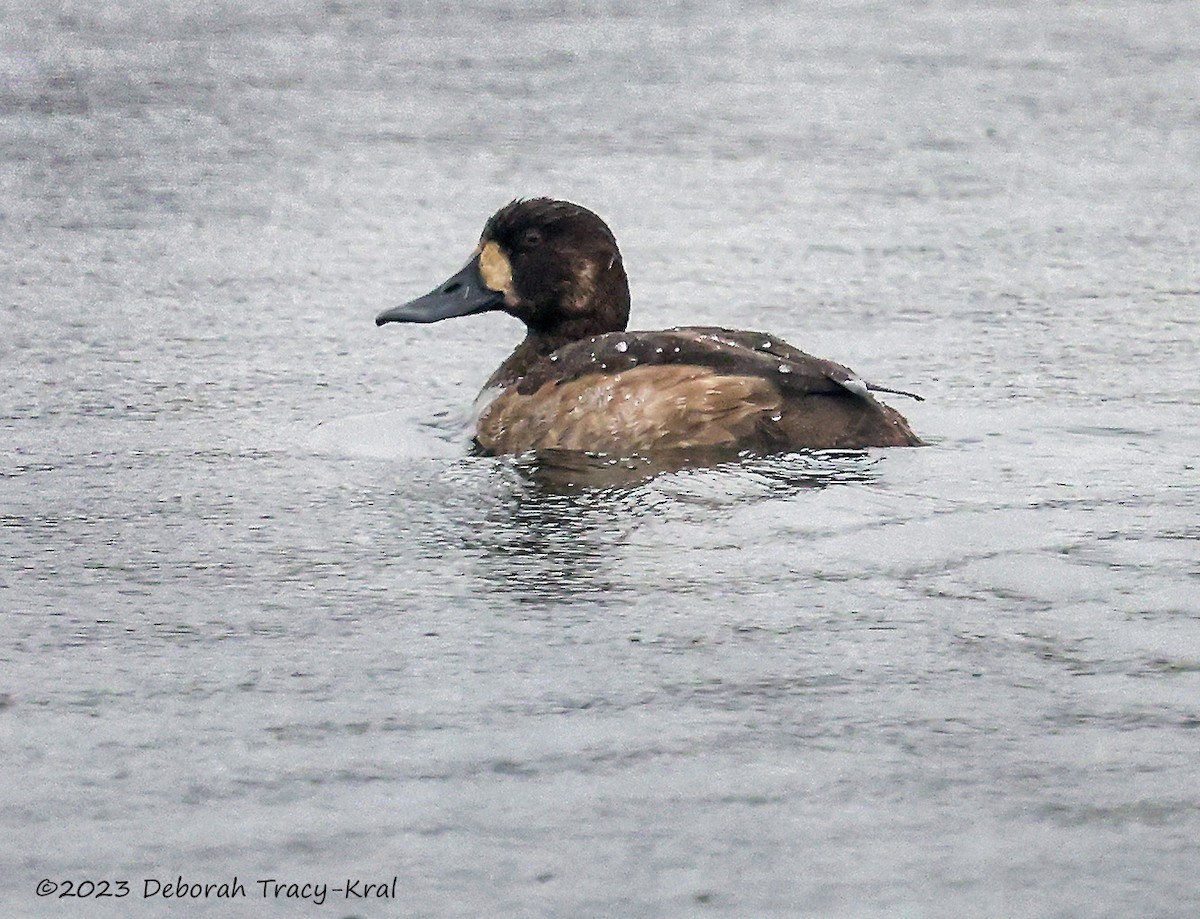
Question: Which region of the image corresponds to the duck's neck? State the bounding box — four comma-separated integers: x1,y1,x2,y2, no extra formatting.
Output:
483,331,577,391
483,263,632,392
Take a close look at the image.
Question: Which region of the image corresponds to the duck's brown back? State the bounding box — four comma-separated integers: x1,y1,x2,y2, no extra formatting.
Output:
475,327,922,455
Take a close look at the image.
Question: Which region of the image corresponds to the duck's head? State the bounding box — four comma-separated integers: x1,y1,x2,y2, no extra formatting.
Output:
376,198,631,342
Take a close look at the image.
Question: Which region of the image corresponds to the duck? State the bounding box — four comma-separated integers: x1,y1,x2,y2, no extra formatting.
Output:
375,198,923,456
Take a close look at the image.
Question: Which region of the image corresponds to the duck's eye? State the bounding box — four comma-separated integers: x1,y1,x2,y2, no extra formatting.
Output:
520,228,544,248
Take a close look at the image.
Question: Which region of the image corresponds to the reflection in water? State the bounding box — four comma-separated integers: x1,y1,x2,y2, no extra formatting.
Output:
453,450,885,602
516,447,884,491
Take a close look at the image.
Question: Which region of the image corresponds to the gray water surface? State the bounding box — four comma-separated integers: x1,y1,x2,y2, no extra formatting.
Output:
2,2,1199,917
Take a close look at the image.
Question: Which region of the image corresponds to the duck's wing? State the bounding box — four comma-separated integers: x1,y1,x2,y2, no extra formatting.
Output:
516,327,923,402
675,328,924,402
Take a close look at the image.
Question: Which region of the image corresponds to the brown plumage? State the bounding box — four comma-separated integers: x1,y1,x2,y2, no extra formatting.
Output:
376,198,923,456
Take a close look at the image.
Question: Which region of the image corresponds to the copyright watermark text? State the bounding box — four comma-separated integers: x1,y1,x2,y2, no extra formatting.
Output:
36,876,398,906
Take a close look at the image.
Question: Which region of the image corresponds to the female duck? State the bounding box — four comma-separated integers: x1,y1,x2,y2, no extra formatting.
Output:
376,198,922,455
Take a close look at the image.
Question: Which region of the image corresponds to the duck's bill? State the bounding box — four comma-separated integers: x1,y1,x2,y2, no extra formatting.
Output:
375,256,505,326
